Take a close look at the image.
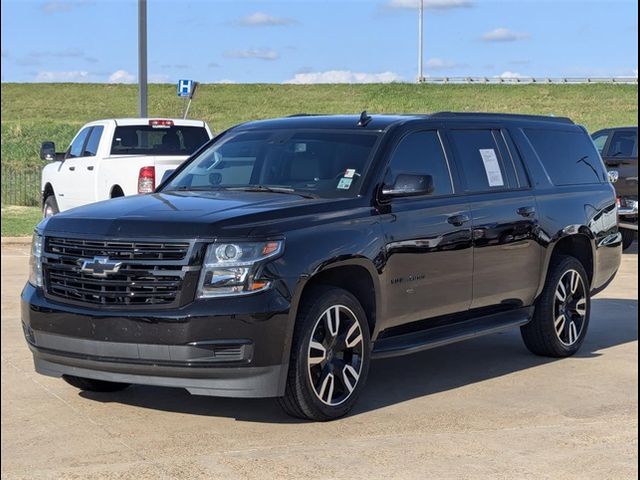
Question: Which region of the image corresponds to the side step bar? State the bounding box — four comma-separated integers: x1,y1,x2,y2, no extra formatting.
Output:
372,307,534,360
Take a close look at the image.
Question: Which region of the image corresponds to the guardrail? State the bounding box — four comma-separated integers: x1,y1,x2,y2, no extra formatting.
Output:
418,77,639,84
1,165,41,207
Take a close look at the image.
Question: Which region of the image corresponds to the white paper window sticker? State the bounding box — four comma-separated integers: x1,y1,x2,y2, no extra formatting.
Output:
344,168,356,178
337,178,353,190
479,149,504,187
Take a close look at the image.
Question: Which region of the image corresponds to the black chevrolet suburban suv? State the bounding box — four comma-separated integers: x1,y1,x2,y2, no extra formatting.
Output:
22,112,622,421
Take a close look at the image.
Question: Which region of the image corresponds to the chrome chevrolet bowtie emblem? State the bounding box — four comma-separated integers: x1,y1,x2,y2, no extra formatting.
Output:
79,256,122,277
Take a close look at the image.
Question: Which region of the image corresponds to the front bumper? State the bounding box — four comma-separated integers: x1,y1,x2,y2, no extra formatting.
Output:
619,200,638,231
21,283,293,398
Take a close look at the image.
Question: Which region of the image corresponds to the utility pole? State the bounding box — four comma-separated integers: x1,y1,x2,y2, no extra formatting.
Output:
418,0,424,83
138,0,148,117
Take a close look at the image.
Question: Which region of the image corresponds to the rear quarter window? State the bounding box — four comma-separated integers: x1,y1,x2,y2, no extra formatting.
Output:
525,128,606,185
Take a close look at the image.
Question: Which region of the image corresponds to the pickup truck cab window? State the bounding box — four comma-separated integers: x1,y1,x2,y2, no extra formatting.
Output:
592,129,611,154
83,126,104,157
67,127,91,158
163,130,380,199
383,130,454,197
607,129,638,158
111,125,210,156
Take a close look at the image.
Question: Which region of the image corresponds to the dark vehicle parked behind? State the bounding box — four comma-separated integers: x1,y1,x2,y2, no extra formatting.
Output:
22,112,622,421
592,126,638,250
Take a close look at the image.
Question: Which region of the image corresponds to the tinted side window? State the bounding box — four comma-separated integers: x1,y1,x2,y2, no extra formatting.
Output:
83,126,104,157
607,130,638,158
591,130,610,154
384,131,453,197
448,129,512,192
68,127,91,158
525,128,606,185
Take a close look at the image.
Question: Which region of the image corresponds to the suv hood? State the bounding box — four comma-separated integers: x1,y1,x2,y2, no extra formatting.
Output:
41,191,365,238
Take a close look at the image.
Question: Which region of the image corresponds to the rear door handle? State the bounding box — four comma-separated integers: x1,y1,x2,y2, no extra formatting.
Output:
447,214,470,227
517,206,536,218
68,166,75,171
87,166,94,171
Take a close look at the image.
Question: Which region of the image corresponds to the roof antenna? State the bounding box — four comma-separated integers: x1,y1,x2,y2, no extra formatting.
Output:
357,110,372,127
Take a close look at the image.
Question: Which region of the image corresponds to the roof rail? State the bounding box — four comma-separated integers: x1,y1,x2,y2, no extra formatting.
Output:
430,112,574,124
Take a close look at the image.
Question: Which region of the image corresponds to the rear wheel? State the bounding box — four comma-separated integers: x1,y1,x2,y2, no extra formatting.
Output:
43,195,59,218
279,287,371,421
521,255,590,357
621,229,636,250
62,375,130,393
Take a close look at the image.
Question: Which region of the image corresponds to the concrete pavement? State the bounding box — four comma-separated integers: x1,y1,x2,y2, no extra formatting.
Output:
1,243,637,479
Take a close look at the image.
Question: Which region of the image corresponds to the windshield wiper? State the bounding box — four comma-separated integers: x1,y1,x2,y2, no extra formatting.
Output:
225,186,318,199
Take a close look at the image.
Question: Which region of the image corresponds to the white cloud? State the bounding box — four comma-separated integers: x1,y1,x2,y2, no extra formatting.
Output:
224,49,280,61
498,71,525,79
108,69,135,83
34,70,90,82
425,58,461,70
386,0,472,10
213,79,237,84
149,73,170,84
482,28,531,42
41,0,91,14
285,70,403,84
237,12,296,26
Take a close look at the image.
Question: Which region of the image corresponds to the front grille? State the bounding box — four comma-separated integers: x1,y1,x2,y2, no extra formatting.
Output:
43,237,195,308
47,237,190,261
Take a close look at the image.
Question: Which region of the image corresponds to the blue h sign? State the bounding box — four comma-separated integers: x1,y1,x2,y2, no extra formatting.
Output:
177,79,193,97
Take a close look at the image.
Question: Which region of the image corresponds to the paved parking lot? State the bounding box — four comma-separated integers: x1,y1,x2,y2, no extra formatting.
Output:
1,242,637,479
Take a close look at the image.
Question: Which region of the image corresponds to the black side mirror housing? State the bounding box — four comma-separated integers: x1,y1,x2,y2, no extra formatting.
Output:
40,141,57,161
160,169,175,185
382,174,435,198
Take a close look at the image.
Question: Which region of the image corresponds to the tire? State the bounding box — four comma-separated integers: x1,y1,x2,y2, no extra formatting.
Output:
521,255,591,357
621,229,636,250
279,286,371,421
43,195,59,218
62,375,130,393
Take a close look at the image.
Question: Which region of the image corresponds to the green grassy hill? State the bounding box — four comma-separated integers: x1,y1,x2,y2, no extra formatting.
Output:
1,82,637,170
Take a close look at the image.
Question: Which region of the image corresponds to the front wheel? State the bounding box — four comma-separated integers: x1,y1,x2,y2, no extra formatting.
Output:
279,287,371,421
521,255,590,357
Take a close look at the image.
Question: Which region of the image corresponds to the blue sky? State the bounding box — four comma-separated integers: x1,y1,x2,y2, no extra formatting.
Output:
1,0,638,83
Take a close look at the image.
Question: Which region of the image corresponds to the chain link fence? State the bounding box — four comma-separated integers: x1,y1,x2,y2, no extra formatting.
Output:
1,164,41,207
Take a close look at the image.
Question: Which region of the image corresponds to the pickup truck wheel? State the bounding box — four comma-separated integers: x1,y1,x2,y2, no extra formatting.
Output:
62,375,130,393
621,229,636,250
521,255,590,357
279,286,371,421
43,195,59,218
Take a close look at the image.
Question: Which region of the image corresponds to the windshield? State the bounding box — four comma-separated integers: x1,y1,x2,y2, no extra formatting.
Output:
161,129,380,198
110,125,210,156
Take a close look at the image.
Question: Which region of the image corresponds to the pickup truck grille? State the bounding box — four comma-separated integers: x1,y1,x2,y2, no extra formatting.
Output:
43,237,196,308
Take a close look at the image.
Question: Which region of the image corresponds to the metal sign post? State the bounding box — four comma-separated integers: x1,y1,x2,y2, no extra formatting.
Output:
177,80,198,119
418,0,424,83
138,0,148,117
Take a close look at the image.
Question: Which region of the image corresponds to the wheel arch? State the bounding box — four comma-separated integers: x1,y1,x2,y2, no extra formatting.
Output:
110,185,125,198
536,230,596,298
289,257,382,341
42,182,55,207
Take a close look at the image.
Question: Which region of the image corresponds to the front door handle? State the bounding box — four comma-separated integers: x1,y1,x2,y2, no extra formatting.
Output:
68,166,75,171
87,166,94,171
517,206,536,218
447,214,470,227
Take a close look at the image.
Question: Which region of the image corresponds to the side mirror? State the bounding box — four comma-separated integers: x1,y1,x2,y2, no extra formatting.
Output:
382,174,435,198
608,170,619,184
160,169,175,184
40,141,57,161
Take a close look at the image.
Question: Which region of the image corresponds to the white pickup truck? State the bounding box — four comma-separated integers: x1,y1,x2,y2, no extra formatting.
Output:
39,118,213,216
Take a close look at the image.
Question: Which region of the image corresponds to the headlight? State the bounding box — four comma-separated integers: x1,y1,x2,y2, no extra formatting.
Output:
29,233,43,287
197,240,283,298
